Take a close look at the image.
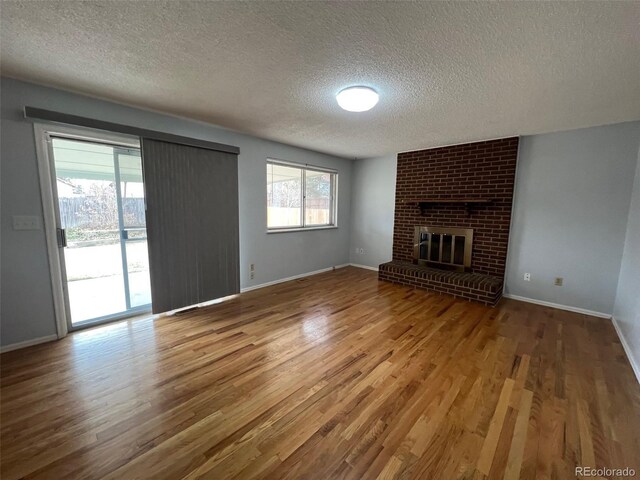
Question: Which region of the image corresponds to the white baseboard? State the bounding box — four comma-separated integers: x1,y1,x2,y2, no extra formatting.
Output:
349,263,379,272
502,294,611,319
240,264,350,293
0,334,58,353
611,316,640,385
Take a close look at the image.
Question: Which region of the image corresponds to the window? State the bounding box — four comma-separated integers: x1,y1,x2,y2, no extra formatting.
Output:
267,160,337,231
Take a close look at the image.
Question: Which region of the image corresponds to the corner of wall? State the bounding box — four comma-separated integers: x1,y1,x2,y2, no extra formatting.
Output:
348,155,397,269
611,135,640,384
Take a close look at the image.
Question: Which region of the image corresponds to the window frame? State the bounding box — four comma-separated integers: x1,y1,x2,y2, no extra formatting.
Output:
266,159,338,233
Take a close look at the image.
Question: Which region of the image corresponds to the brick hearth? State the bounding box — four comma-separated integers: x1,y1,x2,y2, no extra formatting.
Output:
379,261,503,306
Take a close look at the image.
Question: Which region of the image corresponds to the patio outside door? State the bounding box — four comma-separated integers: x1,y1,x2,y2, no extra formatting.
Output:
49,136,152,328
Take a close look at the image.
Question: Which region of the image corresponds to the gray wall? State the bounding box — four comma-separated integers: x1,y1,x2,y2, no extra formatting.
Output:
505,122,640,314
1,78,352,347
613,144,640,376
349,155,396,269
347,123,640,318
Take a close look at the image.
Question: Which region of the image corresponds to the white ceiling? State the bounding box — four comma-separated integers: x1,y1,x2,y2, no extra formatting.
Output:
2,1,639,158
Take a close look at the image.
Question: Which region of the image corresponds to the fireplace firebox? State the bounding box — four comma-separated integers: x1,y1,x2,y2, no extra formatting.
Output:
413,226,473,272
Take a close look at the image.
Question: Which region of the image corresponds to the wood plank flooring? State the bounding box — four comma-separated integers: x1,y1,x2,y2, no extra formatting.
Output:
1,267,639,479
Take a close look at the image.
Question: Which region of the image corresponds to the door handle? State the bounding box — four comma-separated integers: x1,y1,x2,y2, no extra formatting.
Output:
56,228,67,248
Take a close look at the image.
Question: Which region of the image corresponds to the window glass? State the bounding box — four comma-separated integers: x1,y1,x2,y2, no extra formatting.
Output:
267,163,303,228
305,169,332,226
267,161,337,230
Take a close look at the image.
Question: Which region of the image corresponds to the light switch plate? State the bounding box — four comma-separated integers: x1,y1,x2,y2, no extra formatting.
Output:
12,215,41,230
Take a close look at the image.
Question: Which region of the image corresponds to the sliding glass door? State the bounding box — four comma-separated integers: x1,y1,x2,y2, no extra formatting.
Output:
50,136,151,327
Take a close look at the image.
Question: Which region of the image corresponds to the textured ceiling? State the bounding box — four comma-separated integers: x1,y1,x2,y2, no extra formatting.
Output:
2,1,639,158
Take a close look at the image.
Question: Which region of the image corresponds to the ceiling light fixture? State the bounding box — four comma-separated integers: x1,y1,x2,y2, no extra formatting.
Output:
336,86,379,112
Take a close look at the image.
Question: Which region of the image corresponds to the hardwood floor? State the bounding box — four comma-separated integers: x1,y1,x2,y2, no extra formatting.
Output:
1,267,639,479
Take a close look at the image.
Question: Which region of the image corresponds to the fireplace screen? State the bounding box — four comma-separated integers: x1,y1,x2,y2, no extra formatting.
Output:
414,226,473,272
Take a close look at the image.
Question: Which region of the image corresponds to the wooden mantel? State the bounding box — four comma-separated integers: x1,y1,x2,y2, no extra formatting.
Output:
403,198,493,215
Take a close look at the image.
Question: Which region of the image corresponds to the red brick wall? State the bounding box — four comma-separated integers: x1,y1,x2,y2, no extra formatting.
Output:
393,137,519,278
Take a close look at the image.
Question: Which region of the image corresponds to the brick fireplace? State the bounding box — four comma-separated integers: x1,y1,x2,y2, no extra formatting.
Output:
379,137,519,305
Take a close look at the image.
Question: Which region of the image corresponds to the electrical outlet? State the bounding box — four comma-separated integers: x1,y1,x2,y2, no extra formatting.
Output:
523,273,531,281
250,263,255,280
554,277,563,286
13,215,41,230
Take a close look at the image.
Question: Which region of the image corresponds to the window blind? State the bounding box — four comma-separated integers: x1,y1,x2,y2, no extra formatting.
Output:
142,138,239,313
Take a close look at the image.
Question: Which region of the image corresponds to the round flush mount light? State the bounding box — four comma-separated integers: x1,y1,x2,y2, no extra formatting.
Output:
336,86,379,112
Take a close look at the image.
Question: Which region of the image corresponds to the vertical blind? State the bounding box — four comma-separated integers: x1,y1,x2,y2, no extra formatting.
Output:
142,138,239,313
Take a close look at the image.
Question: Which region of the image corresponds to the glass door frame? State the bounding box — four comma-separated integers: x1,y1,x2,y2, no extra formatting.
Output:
112,145,149,315
35,122,152,334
